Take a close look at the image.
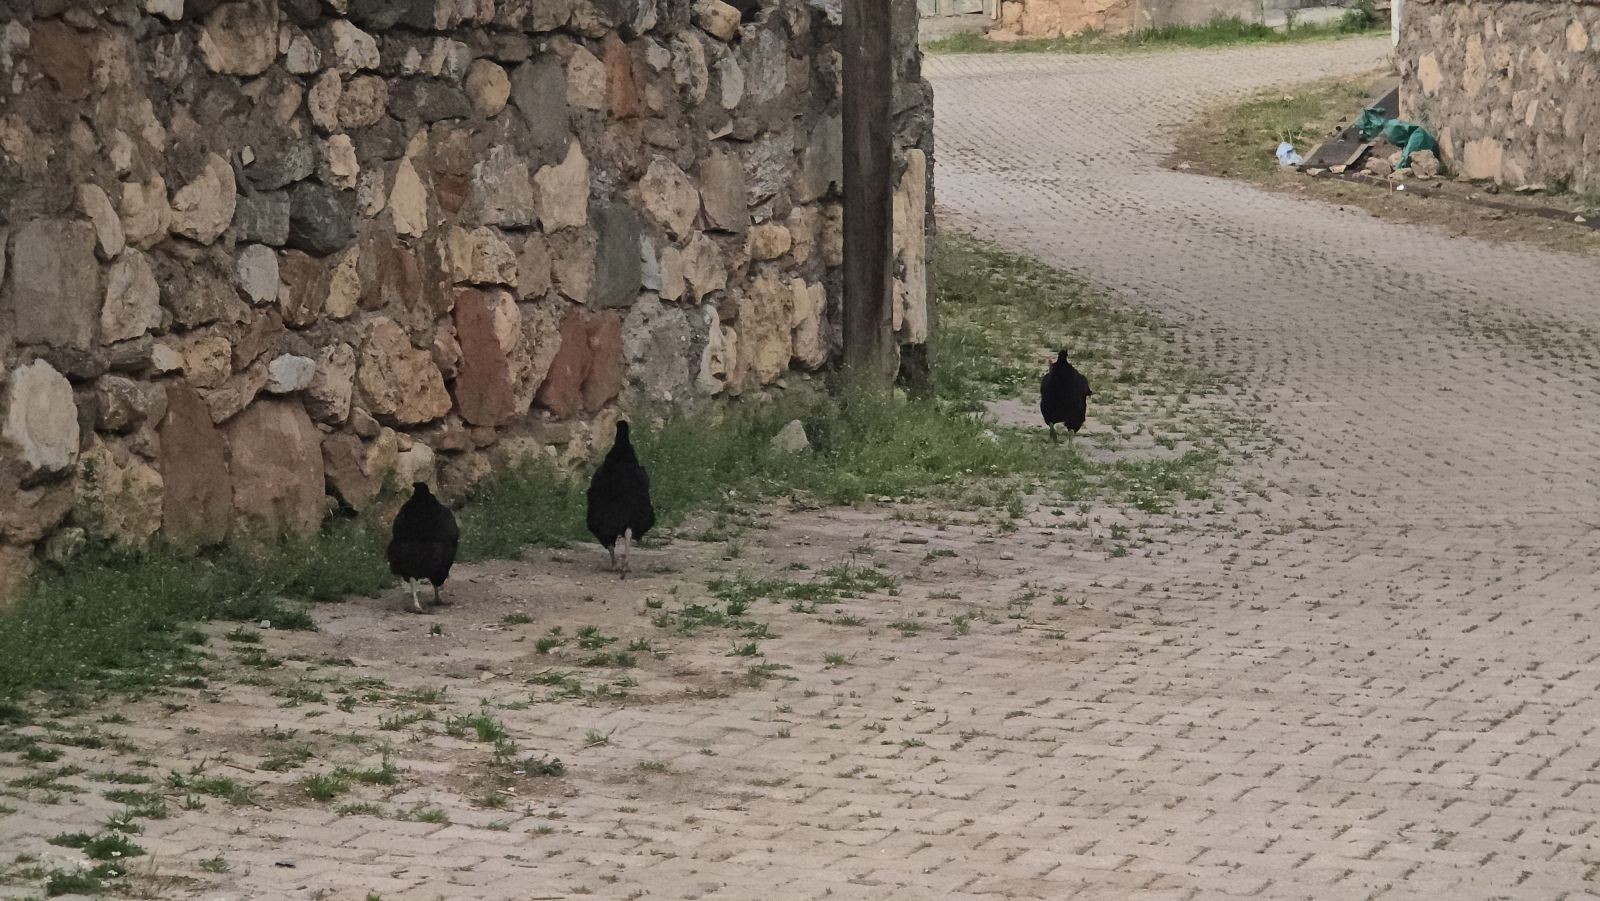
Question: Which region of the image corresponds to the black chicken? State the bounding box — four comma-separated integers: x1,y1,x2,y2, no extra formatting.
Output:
586,421,656,579
1040,349,1093,444
386,482,460,613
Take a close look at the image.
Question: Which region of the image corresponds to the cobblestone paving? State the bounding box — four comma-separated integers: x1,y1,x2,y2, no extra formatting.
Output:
930,37,1600,898
8,37,1600,901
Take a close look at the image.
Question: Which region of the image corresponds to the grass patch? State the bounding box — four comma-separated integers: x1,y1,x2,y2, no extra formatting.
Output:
104,789,166,819
378,710,434,731
708,565,898,610
651,601,766,637
339,759,399,786
0,521,386,700
96,771,152,786
167,772,255,807
934,233,1184,406
399,806,449,824
926,11,1383,54
46,868,104,896
445,713,508,743
48,831,145,861
9,768,84,794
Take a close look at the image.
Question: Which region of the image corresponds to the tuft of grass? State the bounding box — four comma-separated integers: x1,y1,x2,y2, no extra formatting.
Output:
520,754,566,777
104,789,167,819
926,13,1383,54
98,771,152,786
302,772,351,802
379,710,434,731
9,769,84,794
167,772,256,806
46,868,104,896
396,686,447,705
445,713,507,743
577,651,637,669
338,759,399,786
336,801,384,817
575,626,616,649
104,810,142,835
48,831,145,861
746,661,790,687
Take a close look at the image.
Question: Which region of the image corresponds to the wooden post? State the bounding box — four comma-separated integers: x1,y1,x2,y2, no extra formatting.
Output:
842,0,896,387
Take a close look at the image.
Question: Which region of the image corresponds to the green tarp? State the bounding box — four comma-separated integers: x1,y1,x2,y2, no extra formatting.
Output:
1355,106,1440,170
1357,106,1387,140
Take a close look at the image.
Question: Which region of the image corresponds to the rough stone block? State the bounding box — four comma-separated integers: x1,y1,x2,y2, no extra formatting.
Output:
3,360,80,483
699,148,748,233
159,385,233,545
591,203,643,308
223,399,326,537
6,219,101,350
233,191,292,245
287,180,357,255
453,288,520,427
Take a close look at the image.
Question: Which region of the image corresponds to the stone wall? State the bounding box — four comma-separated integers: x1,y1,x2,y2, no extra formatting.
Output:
1399,0,1600,190
0,0,934,598
997,0,1139,37
995,0,1294,38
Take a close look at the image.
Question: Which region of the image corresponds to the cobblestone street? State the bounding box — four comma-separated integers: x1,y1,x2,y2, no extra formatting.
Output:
931,37,1600,897
7,36,1600,900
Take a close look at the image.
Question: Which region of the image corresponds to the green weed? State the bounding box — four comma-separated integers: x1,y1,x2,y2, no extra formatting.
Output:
925,13,1382,55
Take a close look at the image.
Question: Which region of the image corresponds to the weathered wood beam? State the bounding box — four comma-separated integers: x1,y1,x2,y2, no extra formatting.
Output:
841,0,896,386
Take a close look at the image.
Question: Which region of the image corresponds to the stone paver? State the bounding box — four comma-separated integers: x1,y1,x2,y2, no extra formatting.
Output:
8,36,1600,900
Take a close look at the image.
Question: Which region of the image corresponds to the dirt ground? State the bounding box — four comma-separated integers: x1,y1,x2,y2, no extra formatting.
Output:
0,435,1228,899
